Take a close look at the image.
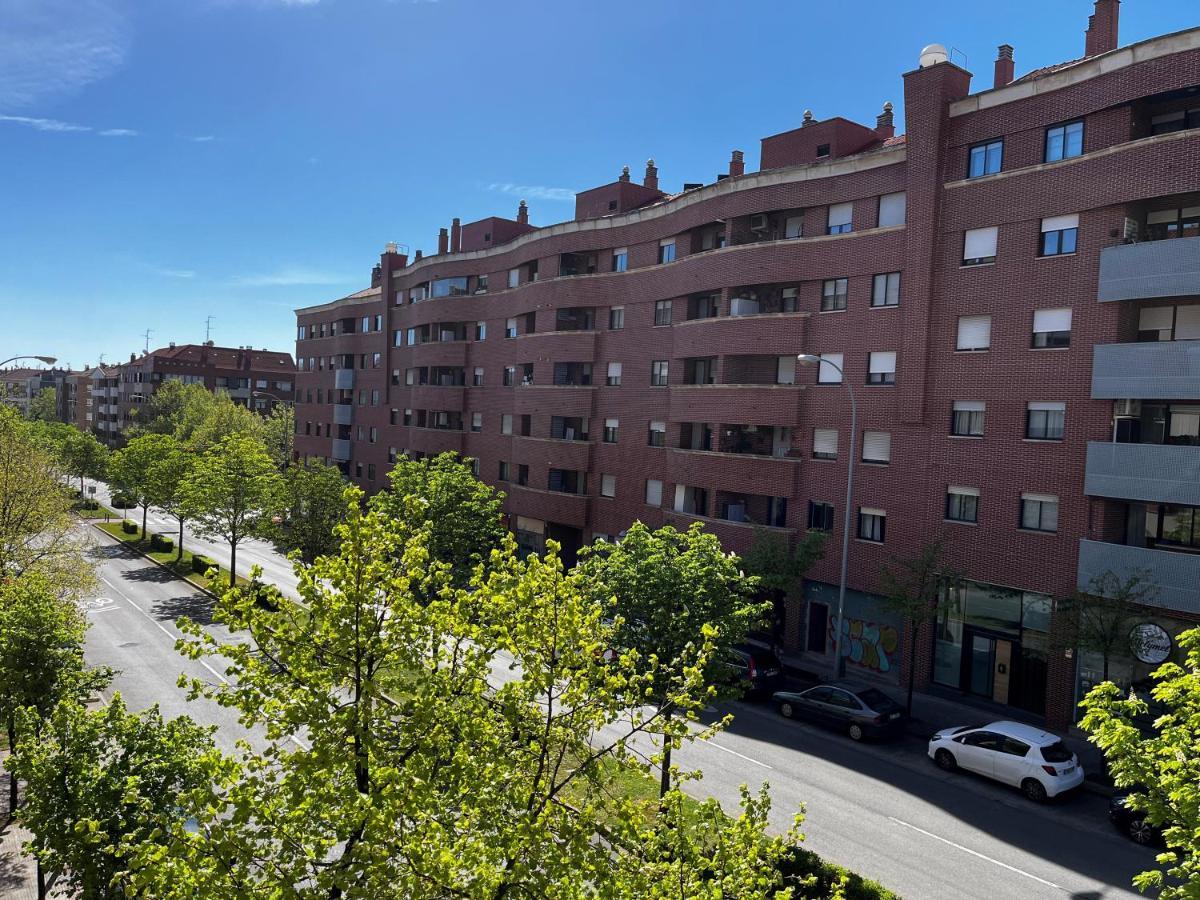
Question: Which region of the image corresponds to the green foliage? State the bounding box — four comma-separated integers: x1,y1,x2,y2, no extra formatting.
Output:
369,452,507,587
129,380,263,453
121,520,139,535
260,403,295,470
1060,569,1158,682
27,386,58,423
743,529,825,599
110,493,134,509
780,848,898,900
111,433,179,537
191,554,216,576
141,433,194,558
1081,627,1200,898
150,533,175,552
61,428,109,492
10,695,224,899
270,459,348,563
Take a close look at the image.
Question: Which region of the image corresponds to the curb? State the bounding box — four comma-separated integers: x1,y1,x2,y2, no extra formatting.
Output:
87,521,225,603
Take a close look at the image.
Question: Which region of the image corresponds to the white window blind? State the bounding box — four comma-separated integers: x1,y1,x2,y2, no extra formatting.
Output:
659,238,675,248
1028,401,1066,413
472,412,483,428
954,400,985,412
613,246,627,256
828,202,853,228
963,226,998,261
878,192,907,227
649,420,665,434
813,429,838,456
1022,492,1058,504
1147,210,1178,225
673,484,687,512
862,431,891,463
1139,306,1174,331
869,351,897,374
501,414,513,435
1033,308,1072,332
818,353,844,383
1175,305,1200,340
949,485,980,497
508,269,519,289
605,418,618,429
1041,213,1079,232
601,474,616,497
860,507,886,517
784,216,804,238
516,516,545,535
607,361,622,377
645,479,663,506
776,355,796,385
957,315,992,350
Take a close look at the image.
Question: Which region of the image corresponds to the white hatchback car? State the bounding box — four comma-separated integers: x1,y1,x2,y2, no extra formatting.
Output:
928,720,1084,801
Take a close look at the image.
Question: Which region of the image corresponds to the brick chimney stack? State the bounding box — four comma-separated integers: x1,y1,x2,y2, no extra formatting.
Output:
1085,0,1120,57
728,150,745,177
437,227,449,255
517,199,529,224
450,217,462,253
618,165,631,183
644,158,658,191
414,249,423,261
994,44,1015,89
875,102,895,140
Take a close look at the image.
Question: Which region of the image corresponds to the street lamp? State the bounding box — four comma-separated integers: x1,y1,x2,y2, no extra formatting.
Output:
796,353,856,680
0,355,57,367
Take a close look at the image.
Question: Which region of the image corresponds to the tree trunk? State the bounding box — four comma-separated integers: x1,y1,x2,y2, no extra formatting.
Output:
178,518,185,560
36,858,45,899
658,706,672,800
1102,654,1110,683
142,503,149,540
905,636,916,718
6,716,17,819
229,540,237,587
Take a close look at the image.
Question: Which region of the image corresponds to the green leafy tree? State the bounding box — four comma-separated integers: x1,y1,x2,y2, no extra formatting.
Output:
180,433,283,586
110,433,178,539
578,521,767,797
260,403,295,471
126,381,211,438
877,536,958,716
185,392,263,454
146,435,195,559
127,492,804,898
61,427,109,494
368,452,507,587
27,386,58,423
743,528,825,643
11,695,221,899
1081,626,1200,899
1060,569,1158,682
270,460,348,563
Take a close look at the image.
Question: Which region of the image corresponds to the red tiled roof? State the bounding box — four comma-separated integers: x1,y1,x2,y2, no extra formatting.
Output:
1014,58,1084,84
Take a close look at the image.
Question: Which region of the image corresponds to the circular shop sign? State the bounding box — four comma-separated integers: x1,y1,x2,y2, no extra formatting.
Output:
1129,623,1172,665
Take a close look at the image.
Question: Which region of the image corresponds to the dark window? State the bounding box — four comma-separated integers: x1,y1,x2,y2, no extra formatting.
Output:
1000,738,1030,757
1045,120,1084,162
821,278,848,312
1031,329,1071,349
650,361,669,386
858,509,886,542
1040,741,1073,763
1040,226,1078,257
1020,495,1059,533
945,490,979,524
654,300,673,326
816,143,830,158
1026,406,1065,440
872,272,900,307
968,140,1003,177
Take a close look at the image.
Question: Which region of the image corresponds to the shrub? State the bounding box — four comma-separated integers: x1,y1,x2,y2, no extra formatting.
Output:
121,520,138,535
778,848,899,900
111,493,134,509
191,555,217,576
149,533,174,552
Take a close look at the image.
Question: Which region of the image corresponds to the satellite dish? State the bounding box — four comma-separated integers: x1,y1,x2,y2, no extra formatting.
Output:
920,43,949,68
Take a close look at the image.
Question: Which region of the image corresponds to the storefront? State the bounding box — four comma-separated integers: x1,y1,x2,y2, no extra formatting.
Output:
933,581,1053,716
1075,613,1195,715
801,581,901,683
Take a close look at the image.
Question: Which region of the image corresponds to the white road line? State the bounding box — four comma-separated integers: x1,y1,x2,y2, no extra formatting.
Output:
888,816,1063,891
699,737,772,769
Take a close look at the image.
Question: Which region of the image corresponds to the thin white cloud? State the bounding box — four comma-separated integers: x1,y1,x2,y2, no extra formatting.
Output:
0,114,89,132
487,182,576,202
186,134,217,142
156,267,196,279
229,268,353,288
98,127,138,137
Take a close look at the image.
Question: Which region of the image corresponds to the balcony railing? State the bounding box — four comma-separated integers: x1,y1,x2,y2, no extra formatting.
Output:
334,368,355,390
1097,235,1200,302
331,438,351,461
1077,539,1200,615
1084,441,1200,506
1091,341,1200,400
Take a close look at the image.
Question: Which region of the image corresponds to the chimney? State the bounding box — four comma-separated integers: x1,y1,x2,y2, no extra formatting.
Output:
728,150,745,177
371,264,382,287
450,217,462,253
437,227,449,255
517,199,529,224
875,102,895,140
801,109,816,127
130,352,136,363
1085,0,1119,57
414,249,423,260
643,158,659,191
618,165,631,183
993,44,1015,89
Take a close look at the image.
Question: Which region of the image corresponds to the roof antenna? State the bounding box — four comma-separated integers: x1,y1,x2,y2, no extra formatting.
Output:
141,329,153,353
205,315,216,343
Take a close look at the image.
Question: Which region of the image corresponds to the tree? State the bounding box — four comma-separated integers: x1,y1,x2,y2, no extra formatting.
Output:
270,460,348,563
260,403,295,471
180,433,283,586
145,435,195,559
26,387,58,423
127,381,210,438
877,536,958,716
10,695,220,899
368,452,507,588
61,428,109,494
1061,569,1158,683
578,521,767,797
111,433,178,539
184,392,263,454
743,528,825,644
1081,626,1200,899
126,492,804,897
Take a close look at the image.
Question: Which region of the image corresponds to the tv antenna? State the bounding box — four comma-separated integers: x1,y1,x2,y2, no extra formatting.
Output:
141,329,153,353
205,315,216,343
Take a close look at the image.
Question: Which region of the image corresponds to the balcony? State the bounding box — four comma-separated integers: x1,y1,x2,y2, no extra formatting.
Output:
407,341,468,367
673,312,808,358
1091,341,1200,400
663,511,793,555
1097,235,1200,302
333,403,353,426
409,384,466,412
334,368,355,390
409,427,464,456
1085,441,1200,506
331,438,351,461
667,448,802,497
1077,539,1200,615
505,483,589,529
669,384,803,426
517,329,597,359
514,384,595,418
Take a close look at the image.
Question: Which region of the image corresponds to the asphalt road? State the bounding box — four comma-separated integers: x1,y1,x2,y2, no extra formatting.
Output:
81,525,1153,900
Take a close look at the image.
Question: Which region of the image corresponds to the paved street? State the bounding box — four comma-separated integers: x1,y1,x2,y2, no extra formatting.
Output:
83,526,1153,900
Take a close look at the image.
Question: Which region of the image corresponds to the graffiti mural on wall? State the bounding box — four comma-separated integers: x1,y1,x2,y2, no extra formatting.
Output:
827,616,900,673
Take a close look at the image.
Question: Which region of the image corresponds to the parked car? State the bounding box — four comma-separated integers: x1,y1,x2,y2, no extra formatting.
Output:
727,644,783,698
928,721,1084,801
771,681,906,741
1108,790,1164,845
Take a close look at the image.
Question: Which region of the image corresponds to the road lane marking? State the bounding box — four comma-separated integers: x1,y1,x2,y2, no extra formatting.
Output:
700,738,772,769
887,816,1062,891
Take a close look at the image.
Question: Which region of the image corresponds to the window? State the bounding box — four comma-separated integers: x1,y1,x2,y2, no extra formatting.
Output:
508,268,520,289
951,400,985,437
648,420,666,447
471,412,482,433
956,315,992,351
782,286,799,312
878,192,906,227
645,478,663,506
816,143,830,158
968,140,1003,178
946,486,979,523
502,366,515,387
388,447,397,463
501,414,513,435
817,353,844,384
362,316,371,333
867,351,896,385
1026,402,1066,440
862,431,891,464
1135,305,1200,341
963,227,998,266
808,501,834,532
872,272,900,307
367,463,376,480
1045,120,1084,162
1146,206,1200,241
651,360,669,386
654,300,673,326
476,274,489,293
827,202,853,234
1032,308,1072,348
612,248,628,272
403,408,413,426
1040,214,1079,256
606,361,622,386
609,306,625,330
394,330,404,347
658,239,676,264
505,318,518,339
516,464,529,486
775,355,796,385
601,474,616,498
372,353,381,368
297,324,307,341
368,426,377,444
473,367,484,387
821,278,848,312
603,418,619,443
499,461,510,482
784,216,804,239
812,428,838,460
1020,493,1059,533
858,508,886,542
406,327,417,345
370,389,379,406
475,321,487,341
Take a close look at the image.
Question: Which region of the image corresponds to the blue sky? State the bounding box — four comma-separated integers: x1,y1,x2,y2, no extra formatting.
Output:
1,0,1195,370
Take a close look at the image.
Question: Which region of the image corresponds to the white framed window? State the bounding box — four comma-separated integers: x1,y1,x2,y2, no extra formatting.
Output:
475,321,487,341
508,268,520,289
601,474,616,498
956,315,992,351
776,355,796,385
821,278,848,312
1040,214,1079,257
878,192,906,228
645,478,663,506
501,413,513,435
471,412,483,433
1032,308,1072,348
609,306,625,330
648,420,666,447
612,248,628,272
818,353,844,384
862,431,891,464
784,215,804,239
606,361,622,386
505,317,518,339
603,418,619,443
858,508,886,542
827,202,853,234
1020,493,1059,533
1138,305,1174,341
872,272,900,307
963,226,998,265
654,299,673,326
946,486,979,523
473,367,484,386
1026,402,1066,440
658,239,676,264
867,351,897,385
813,428,838,460
951,400,985,437
651,360,669,386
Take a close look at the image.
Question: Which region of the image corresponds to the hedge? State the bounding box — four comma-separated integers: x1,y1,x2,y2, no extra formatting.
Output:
191,555,217,576
149,533,175,552
111,493,135,509
778,847,899,900
121,520,139,535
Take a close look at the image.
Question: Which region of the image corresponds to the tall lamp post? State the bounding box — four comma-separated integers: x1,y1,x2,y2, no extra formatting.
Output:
253,390,295,464
796,354,856,679
0,355,57,367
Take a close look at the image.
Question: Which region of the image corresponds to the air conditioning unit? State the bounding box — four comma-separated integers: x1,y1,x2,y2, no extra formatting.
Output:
729,297,761,317
1113,399,1141,417
1123,217,1140,242
749,214,770,233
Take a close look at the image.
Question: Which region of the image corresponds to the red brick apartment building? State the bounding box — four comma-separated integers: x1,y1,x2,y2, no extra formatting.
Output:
88,342,295,445
294,1,1200,728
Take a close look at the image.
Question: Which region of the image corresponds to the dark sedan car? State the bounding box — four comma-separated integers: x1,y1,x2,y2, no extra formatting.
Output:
1108,791,1164,845
726,644,784,699
772,681,906,741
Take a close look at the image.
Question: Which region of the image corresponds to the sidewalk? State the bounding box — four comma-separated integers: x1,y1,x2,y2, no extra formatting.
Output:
0,757,39,899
